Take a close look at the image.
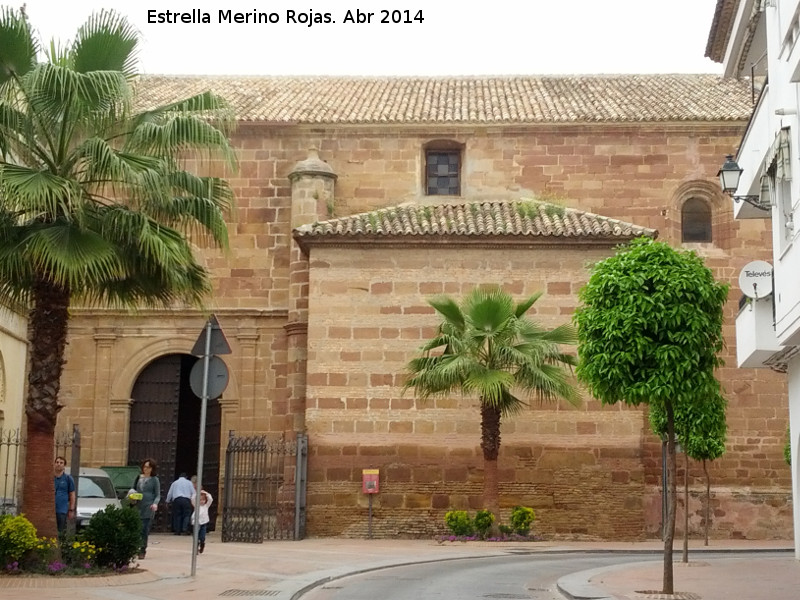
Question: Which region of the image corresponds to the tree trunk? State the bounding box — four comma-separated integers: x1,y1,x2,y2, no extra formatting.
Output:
662,403,677,595
480,402,502,518
21,280,70,538
704,459,710,546
682,450,688,563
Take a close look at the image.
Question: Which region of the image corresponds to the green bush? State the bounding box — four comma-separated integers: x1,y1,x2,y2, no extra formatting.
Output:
444,510,474,536
0,514,39,564
79,505,141,568
509,506,535,536
473,509,494,539
498,524,513,536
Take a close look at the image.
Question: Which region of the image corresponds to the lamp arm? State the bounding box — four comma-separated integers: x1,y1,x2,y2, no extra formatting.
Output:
730,194,771,212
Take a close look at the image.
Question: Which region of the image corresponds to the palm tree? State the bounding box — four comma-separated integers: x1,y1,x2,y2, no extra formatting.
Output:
0,8,236,537
404,287,580,516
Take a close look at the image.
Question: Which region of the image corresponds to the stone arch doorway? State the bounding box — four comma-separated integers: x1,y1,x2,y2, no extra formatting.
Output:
128,353,221,531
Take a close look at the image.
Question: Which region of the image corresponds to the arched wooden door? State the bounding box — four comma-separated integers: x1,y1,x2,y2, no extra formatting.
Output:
129,353,221,531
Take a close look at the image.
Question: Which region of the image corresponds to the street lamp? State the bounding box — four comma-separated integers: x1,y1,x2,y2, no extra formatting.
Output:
717,155,770,211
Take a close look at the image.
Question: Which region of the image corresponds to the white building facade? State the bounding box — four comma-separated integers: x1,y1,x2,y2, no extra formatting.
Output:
707,0,800,558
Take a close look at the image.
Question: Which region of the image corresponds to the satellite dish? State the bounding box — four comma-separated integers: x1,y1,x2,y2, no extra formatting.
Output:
738,260,773,299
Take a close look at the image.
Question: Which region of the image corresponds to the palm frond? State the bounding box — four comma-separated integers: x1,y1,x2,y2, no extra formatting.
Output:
127,114,237,165
463,369,515,405
514,291,543,318
71,9,138,76
0,164,83,220
0,7,37,87
539,323,579,345
517,362,581,407
428,295,465,331
16,221,122,291
406,287,579,411
132,90,237,135
497,389,527,416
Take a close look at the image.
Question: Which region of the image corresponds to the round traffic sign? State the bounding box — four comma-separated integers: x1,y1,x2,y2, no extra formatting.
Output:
189,356,230,399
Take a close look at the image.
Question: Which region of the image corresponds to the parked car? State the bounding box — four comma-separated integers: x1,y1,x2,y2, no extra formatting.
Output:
65,467,121,528
0,497,17,515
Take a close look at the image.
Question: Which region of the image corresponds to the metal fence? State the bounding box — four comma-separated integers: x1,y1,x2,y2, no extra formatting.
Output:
0,426,79,515
222,431,307,543
0,428,22,515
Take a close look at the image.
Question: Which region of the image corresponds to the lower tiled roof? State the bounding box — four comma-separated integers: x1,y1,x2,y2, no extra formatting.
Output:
293,200,657,248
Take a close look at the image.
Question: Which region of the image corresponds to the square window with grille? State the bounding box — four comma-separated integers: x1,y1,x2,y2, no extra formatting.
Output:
426,151,460,195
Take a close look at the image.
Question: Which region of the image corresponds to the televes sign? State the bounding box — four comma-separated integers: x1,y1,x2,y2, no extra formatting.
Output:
738,260,773,299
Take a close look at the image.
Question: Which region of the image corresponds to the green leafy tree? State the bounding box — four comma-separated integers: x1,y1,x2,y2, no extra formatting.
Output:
404,287,580,517
573,238,728,595
0,8,235,537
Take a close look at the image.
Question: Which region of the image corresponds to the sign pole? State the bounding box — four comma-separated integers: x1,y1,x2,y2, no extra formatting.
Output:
190,319,212,577
361,468,379,540
368,495,373,539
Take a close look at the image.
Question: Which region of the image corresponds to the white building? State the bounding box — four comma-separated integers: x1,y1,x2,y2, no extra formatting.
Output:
0,302,28,512
707,0,800,558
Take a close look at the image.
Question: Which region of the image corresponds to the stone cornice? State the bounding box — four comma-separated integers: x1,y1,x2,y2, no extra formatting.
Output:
295,236,653,253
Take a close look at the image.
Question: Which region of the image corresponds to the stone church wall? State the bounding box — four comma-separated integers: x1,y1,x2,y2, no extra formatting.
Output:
55,120,790,540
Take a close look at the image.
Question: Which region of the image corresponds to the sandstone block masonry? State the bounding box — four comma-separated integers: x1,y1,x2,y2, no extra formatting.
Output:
57,118,788,541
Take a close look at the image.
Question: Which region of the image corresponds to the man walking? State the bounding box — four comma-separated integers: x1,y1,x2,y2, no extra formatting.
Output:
53,456,75,534
166,472,194,534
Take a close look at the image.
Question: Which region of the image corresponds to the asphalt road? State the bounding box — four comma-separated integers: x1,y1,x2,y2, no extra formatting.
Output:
300,552,648,600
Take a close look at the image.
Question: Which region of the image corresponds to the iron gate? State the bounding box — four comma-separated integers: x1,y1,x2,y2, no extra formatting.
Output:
222,431,307,543
0,426,79,515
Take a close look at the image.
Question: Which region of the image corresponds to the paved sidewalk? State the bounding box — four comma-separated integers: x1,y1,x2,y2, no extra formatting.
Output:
0,534,796,599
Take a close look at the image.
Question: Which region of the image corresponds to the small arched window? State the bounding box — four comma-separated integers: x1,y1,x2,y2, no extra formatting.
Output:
681,198,712,243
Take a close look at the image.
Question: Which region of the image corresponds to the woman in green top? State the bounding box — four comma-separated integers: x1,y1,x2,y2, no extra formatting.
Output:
131,458,161,559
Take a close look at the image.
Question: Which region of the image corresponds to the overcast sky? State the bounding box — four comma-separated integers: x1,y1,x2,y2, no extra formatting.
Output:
16,0,723,76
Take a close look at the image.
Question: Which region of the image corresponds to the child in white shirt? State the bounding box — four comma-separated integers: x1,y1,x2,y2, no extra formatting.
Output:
191,487,213,554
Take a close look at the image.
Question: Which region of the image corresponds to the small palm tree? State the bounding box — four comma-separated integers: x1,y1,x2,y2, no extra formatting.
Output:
0,8,236,537
404,287,580,516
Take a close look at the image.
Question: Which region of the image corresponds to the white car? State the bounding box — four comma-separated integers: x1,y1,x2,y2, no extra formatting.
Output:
65,467,122,528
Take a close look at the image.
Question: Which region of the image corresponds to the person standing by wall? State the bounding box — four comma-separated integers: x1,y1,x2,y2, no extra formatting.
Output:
129,458,160,559
191,478,213,554
165,472,194,535
53,456,75,535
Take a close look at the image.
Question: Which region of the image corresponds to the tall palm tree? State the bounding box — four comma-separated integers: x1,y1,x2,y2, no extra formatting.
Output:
0,8,236,537
404,287,580,516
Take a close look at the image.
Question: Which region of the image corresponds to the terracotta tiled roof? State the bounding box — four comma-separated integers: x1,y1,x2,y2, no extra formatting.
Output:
135,74,752,124
293,200,657,248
